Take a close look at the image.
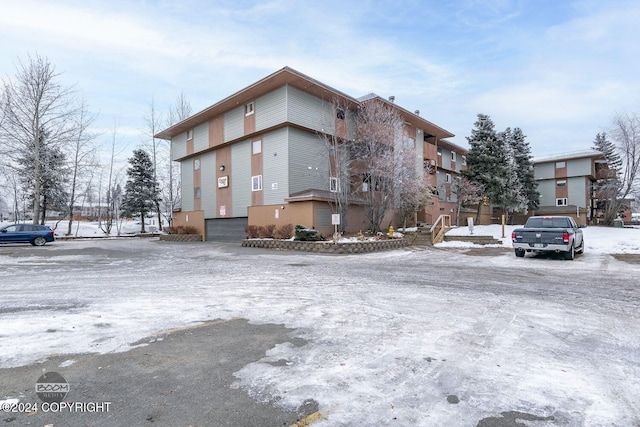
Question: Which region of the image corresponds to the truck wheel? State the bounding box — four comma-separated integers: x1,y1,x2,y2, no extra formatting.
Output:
515,248,525,257
564,245,575,260
576,240,585,254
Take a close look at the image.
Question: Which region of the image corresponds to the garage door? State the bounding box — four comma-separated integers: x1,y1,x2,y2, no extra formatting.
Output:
205,217,248,242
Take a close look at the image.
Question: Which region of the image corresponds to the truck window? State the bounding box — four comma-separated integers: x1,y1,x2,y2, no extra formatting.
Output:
526,217,571,228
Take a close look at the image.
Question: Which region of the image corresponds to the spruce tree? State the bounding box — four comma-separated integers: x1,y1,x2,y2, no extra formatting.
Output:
121,149,159,233
592,132,623,223
508,127,539,212
462,114,510,223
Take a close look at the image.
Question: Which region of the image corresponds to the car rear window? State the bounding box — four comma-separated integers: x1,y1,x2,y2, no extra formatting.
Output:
526,217,571,228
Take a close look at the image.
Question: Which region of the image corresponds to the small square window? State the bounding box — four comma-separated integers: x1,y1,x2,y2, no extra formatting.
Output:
194,159,200,171
194,187,201,199
187,129,193,140
336,108,345,120
252,140,262,155
251,175,262,191
556,180,566,187
445,173,452,183
437,150,442,157
556,198,567,206
556,161,566,168
245,102,254,116
461,155,467,166
451,152,456,162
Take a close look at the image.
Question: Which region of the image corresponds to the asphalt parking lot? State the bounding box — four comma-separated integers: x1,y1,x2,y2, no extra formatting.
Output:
1,238,639,426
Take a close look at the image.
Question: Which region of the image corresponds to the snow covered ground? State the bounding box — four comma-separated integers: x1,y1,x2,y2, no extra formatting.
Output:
1,222,639,425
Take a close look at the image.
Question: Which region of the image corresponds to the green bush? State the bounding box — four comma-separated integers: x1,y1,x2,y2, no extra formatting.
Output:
294,225,324,241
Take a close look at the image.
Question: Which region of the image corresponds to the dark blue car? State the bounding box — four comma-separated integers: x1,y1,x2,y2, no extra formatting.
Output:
0,224,55,246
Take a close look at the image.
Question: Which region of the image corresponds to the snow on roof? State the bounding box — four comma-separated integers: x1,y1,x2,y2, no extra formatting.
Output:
533,149,604,163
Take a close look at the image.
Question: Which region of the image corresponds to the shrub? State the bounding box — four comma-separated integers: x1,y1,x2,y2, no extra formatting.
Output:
273,223,294,239
258,224,276,238
245,225,260,239
294,224,324,241
167,225,199,235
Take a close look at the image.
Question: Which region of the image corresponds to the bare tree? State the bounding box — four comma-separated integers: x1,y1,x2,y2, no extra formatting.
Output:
164,92,191,227
607,111,640,221
451,176,484,226
353,99,404,232
0,54,79,224
100,125,126,235
142,97,164,230
394,143,434,230
318,98,353,234
66,100,98,235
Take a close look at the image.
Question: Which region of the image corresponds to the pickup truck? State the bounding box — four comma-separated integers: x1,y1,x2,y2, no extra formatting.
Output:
512,216,585,260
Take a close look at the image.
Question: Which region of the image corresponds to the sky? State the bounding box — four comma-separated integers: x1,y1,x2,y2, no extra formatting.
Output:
1,0,639,158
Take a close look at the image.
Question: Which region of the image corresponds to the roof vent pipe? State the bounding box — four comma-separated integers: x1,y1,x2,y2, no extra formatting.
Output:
388,96,395,103
415,110,420,116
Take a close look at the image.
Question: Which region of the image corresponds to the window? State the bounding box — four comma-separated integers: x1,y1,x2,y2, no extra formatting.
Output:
251,175,262,191
187,129,193,140
451,152,456,162
330,177,339,192
461,155,467,166
445,173,452,183
245,102,254,116
556,198,567,206
252,140,262,154
437,150,442,157
194,187,201,199
336,108,345,120
556,180,566,187
556,161,566,168
193,159,200,171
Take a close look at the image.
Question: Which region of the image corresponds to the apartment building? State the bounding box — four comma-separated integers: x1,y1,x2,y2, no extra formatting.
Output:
155,67,459,241
532,150,607,224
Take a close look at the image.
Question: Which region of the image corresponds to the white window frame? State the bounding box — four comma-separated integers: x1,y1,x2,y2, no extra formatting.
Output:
330,177,339,192
252,140,262,155
556,161,566,168
194,187,201,199
451,152,456,162
193,159,200,171
445,173,452,183
461,155,467,166
437,150,442,157
187,129,193,140
556,180,566,187
556,198,568,206
245,102,254,116
251,175,263,191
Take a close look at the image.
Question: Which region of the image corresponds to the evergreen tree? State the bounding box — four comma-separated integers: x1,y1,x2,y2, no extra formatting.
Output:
592,132,623,223
120,149,159,233
462,114,510,223
505,127,539,215
16,133,69,224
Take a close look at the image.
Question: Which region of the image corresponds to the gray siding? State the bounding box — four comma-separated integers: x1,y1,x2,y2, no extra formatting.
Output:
193,122,209,153
567,158,592,177
224,106,244,142
181,159,194,212
534,163,555,180
200,151,217,217
289,127,329,194
255,86,287,131
568,177,587,207
172,133,187,160
537,180,555,206
263,128,289,204
231,140,251,217
439,147,452,170
286,86,332,133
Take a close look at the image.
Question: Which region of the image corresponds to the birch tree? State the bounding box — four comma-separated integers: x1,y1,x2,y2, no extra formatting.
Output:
0,54,79,224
